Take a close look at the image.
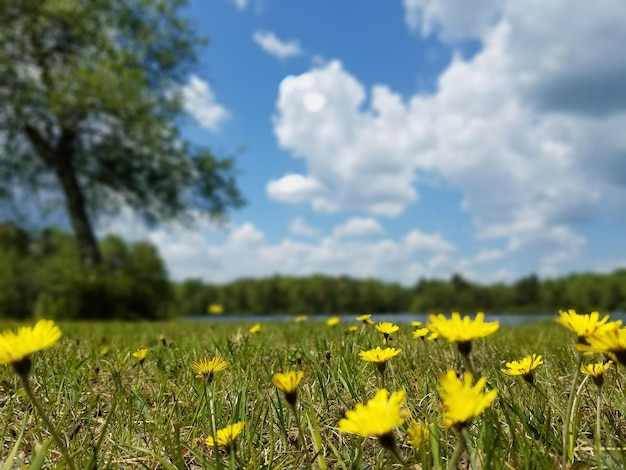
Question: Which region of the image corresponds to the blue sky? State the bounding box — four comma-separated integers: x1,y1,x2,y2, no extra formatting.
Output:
103,0,626,285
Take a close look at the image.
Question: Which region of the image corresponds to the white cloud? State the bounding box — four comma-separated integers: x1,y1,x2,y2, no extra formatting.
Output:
253,31,303,60
403,0,502,41
403,230,455,253
99,213,469,284
332,217,384,238
181,75,230,132
271,1,626,272
266,174,327,206
289,217,319,237
231,0,247,11
272,61,418,217
474,248,505,263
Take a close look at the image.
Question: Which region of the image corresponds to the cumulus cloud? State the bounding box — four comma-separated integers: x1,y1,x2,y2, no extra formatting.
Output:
474,248,505,263
266,174,327,207
98,211,470,284
271,61,418,217
403,230,455,254
289,217,319,237
332,217,384,238
181,75,230,132
403,0,503,41
270,0,626,271
253,31,303,60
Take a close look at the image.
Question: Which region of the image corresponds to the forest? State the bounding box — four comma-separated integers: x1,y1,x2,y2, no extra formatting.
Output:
1,223,626,320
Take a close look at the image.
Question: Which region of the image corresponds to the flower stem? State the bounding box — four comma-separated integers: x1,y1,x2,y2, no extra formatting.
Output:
18,372,78,470
291,403,311,469
448,430,465,470
208,381,223,470
563,352,583,467
461,352,476,376
596,383,603,470
387,444,408,469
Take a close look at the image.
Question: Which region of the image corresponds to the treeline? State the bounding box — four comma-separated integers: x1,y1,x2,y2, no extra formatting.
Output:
0,224,171,320
175,270,626,316
2,224,626,320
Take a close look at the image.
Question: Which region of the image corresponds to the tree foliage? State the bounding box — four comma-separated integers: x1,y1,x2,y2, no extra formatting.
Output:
0,223,171,319
0,0,244,266
173,271,626,316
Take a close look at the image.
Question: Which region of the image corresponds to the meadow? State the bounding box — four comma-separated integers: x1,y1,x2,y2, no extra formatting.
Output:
1,313,625,469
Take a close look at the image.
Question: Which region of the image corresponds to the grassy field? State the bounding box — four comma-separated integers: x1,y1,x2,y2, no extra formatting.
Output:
1,317,625,469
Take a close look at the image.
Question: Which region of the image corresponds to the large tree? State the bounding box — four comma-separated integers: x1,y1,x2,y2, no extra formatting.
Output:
0,0,244,266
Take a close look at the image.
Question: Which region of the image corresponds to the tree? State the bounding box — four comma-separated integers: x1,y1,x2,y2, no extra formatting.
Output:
0,0,244,267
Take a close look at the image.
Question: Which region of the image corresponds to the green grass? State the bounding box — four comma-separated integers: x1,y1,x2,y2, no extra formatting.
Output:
1,318,626,469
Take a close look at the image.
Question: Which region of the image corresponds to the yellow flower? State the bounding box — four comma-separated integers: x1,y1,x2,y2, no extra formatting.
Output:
294,315,308,323
206,421,245,449
406,421,430,449
338,389,407,448
99,346,109,356
0,319,62,375
557,309,621,344
411,321,422,328
439,370,497,429
356,313,374,325
581,360,612,387
191,356,228,381
272,371,304,405
347,325,359,333
248,323,261,334
578,328,626,365
375,322,399,335
207,304,224,315
326,317,340,327
501,354,543,383
132,348,148,363
413,327,429,339
428,312,499,355
359,347,401,373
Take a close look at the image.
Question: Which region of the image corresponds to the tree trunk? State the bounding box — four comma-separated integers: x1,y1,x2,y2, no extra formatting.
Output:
53,154,103,267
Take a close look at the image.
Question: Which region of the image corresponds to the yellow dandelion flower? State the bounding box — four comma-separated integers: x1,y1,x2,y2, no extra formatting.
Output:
99,346,109,356
501,354,543,383
439,370,497,429
427,331,439,341
578,328,626,365
207,304,224,315
0,319,62,375
411,321,422,328
248,324,261,334
132,348,148,363
347,325,359,333
326,317,340,327
413,327,429,339
557,309,621,344
428,312,499,355
206,421,245,449
406,421,430,449
191,356,228,381
356,313,374,325
359,347,401,367
272,371,304,405
375,322,399,335
581,360,612,387
294,315,308,323
338,389,407,448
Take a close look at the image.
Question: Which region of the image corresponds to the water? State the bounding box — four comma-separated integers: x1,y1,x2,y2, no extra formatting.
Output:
185,312,566,325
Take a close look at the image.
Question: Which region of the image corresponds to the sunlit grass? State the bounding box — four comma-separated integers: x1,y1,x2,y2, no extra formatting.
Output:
1,317,626,468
